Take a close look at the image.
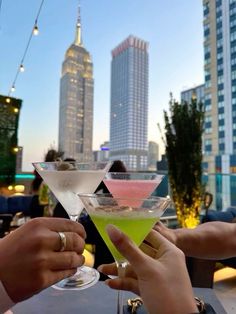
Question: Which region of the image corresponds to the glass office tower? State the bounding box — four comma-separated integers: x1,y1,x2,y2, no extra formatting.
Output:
109,35,149,170
58,7,93,162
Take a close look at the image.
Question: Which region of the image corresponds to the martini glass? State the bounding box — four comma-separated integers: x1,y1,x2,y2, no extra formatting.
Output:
33,161,111,290
104,172,164,207
79,193,171,314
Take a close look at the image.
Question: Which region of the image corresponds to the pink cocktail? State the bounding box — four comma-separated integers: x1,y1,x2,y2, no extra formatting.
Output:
104,172,164,207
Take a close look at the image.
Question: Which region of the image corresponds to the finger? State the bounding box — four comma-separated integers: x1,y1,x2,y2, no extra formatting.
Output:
49,252,85,270
53,232,85,253
98,263,117,276
98,263,137,279
153,221,165,231
140,242,159,259
34,217,86,238
106,225,147,269
145,230,176,258
144,230,162,250
50,268,78,286
105,277,140,295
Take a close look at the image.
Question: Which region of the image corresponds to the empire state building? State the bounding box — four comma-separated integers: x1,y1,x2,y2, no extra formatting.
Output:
58,7,93,162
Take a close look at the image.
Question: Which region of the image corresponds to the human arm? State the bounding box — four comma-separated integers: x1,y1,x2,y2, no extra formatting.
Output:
0,217,86,306
154,221,236,259
99,225,198,314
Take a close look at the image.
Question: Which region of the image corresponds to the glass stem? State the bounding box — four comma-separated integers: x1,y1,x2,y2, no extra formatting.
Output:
116,261,127,314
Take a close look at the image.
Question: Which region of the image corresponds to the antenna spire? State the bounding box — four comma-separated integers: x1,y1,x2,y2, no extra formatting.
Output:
75,1,82,46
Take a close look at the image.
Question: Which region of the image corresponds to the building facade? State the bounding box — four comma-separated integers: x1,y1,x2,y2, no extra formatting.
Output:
109,35,149,170
58,7,93,162
0,95,22,185
181,84,205,104
203,0,236,208
148,141,159,171
202,0,236,173
93,141,110,162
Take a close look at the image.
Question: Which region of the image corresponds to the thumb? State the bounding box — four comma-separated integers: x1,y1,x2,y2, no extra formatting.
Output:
106,224,147,267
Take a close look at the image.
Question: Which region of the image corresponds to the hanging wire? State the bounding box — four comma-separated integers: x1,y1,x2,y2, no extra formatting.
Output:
0,0,3,28
8,0,45,96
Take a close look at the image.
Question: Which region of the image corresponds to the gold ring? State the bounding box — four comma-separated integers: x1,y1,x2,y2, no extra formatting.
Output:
58,232,66,252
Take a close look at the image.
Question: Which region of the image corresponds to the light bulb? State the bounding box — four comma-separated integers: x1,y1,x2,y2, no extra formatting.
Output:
33,25,39,35
20,64,25,72
11,85,15,92
6,97,11,103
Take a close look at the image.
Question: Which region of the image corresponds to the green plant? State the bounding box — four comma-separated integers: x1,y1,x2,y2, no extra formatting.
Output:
164,95,205,228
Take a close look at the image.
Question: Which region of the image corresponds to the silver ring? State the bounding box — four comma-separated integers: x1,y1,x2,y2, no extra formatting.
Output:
58,232,66,252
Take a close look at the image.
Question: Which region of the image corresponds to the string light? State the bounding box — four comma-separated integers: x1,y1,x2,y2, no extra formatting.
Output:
0,0,2,27
7,0,45,96
33,24,39,35
19,64,25,72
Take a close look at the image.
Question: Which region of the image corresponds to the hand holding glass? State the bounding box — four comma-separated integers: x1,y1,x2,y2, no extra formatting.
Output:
79,194,171,313
33,161,111,290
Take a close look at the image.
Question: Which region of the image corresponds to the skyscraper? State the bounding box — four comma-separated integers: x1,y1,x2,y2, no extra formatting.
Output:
109,35,149,170
203,0,236,209
203,0,236,173
58,7,93,162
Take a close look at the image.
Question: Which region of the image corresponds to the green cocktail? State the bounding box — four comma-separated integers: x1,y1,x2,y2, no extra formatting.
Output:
79,194,170,262
79,194,170,314
91,213,158,262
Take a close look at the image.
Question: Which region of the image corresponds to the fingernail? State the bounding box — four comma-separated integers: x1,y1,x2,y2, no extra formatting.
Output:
106,224,122,243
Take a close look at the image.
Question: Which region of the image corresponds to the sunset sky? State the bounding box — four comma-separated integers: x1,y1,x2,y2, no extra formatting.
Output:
0,0,204,171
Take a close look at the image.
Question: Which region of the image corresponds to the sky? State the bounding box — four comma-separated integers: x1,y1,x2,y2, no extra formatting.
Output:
0,0,204,171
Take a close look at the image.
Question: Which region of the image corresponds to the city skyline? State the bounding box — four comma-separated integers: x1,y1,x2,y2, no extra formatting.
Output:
0,0,204,171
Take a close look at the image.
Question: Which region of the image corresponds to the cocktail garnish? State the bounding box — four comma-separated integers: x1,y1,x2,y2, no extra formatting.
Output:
57,162,76,171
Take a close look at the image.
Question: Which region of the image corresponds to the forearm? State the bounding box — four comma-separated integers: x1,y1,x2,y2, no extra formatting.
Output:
175,221,236,259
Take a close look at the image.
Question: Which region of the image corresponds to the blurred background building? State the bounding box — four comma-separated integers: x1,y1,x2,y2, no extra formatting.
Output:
93,141,110,162
109,35,149,171
148,141,159,171
58,6,93,162
181,84,205,103
16,146,23,173
0,95,22,186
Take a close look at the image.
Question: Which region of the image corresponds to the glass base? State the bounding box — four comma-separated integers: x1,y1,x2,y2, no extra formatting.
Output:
52,266,100,290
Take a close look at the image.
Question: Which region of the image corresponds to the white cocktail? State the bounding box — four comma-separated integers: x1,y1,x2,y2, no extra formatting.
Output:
33,161,111,290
